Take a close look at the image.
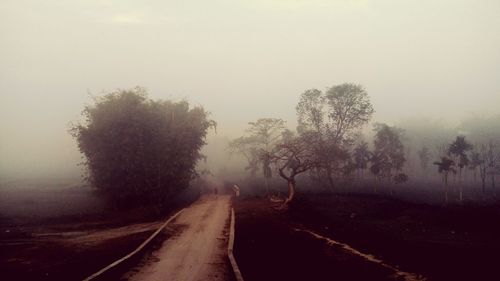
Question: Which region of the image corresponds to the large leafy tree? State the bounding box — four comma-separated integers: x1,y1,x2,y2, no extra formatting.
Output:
325,83,375,143
296,83,374,190
371,123,407,185
71,87,215,208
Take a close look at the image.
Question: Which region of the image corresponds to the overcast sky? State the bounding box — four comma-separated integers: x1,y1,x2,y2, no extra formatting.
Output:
1,0,499,177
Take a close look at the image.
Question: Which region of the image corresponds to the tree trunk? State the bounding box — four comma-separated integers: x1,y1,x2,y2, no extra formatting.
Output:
326,165,335,192
459,167,462,183
283,180,296,206
264,176,270,197
444,173,449,206
481,172,486,194
374,177,380,193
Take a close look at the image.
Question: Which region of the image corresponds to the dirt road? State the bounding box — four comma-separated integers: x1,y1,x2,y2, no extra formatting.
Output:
124,195,231,281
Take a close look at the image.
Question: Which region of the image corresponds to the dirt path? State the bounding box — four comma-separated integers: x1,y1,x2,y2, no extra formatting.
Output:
124,195,231,281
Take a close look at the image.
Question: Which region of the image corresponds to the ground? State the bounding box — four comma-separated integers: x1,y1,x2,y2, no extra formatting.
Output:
0,181,200,280
0,216,165,280
3,180,500,281
233,193,500,281
123,195,233,281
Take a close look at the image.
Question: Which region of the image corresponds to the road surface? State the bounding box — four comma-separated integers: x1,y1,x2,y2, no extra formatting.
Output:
124,195,231,281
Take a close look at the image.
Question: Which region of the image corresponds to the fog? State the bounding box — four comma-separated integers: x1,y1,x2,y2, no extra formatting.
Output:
1,0,500,179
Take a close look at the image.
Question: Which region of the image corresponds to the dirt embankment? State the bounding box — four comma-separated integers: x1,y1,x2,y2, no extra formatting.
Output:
233,194,500,281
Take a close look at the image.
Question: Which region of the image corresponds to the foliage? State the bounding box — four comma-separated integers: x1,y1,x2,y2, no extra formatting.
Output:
271,131,320,205
272,132,318,182
228,136,261,177
296,83,374,188
325,83,375,143
448,136,473,169
433,157,456,175
353,141,371,170
228,118,286,179
70,87,215,207
371,123,407,182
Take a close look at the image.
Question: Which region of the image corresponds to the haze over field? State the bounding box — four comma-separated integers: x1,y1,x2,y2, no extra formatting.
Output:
1,0,499,178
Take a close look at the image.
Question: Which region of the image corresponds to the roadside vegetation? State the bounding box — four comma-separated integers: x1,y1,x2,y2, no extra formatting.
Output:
70,87,215,209
229,83,500,207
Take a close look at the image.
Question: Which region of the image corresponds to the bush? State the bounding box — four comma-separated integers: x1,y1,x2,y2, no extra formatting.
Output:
70,87,215,208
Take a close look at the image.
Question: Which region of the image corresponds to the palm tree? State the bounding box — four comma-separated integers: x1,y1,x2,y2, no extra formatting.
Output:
448,136,473,201
434,157,456,205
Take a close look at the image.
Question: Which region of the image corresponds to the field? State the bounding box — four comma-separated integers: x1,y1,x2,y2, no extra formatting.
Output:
0,179,197,280
233,191,500,281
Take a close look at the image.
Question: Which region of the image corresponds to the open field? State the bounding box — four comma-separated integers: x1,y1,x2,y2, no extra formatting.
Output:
233,192,500,281
0,179,201,280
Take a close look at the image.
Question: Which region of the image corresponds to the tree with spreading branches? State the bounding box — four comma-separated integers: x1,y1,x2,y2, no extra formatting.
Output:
271,131,319,207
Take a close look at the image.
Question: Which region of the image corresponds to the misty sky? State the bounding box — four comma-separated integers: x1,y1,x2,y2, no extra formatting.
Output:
1,0,499,177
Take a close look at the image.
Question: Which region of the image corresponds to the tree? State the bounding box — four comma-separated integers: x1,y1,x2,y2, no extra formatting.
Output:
228,136,261,177
229,118,286,195
484,141,499,189
448,136,473,202
417,146,431,176
70,87,215,208
353,141,371,179
469,151,482,184
434,157,456,205
448,136,473,182
296,83,374,190
325,83,375,143
479,145,488,193
271,131,318,207
371,123,407,185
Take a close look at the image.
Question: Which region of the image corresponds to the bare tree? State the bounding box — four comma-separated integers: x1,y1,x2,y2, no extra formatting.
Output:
271,132,318,207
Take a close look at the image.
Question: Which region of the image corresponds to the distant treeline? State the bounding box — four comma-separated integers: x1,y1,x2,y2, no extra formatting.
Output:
228,83,500,206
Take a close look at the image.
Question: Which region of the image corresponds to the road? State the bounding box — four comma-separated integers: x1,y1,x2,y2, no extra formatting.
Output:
124,195,231,281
